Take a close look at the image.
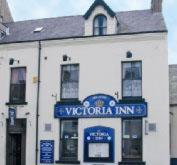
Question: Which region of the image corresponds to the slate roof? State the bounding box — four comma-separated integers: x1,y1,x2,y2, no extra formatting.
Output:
0,9,167,44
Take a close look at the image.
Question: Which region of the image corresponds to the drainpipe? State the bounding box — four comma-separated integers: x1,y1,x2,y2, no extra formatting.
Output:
35,40,41,165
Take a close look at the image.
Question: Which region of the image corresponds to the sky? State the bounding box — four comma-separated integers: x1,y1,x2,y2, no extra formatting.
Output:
7,0,177,64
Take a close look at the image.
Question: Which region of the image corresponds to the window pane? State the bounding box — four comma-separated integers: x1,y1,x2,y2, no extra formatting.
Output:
132,62,142,79
94,27,99,35
61,65,79,99
60,139,78,160
11,68,26,84
132,80,142,97
123,80,132,97
123,63,132,80
102,27,107,35
61,120,78,139
122,119,142,160
61,82,79,99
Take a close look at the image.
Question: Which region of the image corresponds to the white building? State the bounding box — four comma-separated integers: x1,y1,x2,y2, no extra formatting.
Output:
0,0,170,165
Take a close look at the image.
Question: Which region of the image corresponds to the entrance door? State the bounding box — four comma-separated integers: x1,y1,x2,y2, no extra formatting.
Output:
9,134,22,165
6,119,26,165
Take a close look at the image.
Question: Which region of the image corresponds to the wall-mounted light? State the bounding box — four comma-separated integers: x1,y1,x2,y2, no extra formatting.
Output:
25,112,30,116
126,51,133,58
9,58,20,65
63,54,71,62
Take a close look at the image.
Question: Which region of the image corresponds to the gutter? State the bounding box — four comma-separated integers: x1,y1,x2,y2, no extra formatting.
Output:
35,40,41,165
0,30,168,45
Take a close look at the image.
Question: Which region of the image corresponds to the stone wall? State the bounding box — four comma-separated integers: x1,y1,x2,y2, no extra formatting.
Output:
0,0,13,23
169,65,177,105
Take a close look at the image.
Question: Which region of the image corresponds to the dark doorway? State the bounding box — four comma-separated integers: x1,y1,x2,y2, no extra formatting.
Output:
6,119,26,165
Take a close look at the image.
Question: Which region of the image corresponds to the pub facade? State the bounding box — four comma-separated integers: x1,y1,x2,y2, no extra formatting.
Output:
0,0,170,164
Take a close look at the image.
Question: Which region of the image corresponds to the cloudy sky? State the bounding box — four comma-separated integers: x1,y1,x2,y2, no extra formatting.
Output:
7,0,177,64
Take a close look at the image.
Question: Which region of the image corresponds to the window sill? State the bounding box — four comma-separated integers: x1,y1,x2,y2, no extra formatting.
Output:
119,97,145,103
57,99,81,105
119,161,146,165
6,102,28,106
55,160,80,164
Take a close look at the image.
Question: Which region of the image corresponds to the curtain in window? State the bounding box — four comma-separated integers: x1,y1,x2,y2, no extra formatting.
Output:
11,68,26,84
93,15,107,36
10,68,26,103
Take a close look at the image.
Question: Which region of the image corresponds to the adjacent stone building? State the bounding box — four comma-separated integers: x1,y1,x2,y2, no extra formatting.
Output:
169,65,177,165
0,0,13,23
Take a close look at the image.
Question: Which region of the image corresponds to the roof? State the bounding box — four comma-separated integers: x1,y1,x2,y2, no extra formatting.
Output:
84,0,115,19
169,65,177,105
0,9,167,44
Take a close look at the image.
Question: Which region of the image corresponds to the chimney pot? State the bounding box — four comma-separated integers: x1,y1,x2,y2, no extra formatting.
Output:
151,0,163,13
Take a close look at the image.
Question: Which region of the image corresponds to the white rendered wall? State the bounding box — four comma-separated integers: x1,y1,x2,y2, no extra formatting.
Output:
0,42,39,165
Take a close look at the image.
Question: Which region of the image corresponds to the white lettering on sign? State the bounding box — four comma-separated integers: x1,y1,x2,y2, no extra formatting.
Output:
116,106,135,115
65,107,114,116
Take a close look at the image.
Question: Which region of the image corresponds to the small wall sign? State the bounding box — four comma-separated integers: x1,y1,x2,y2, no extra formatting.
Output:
40,140,54,164
54,94,147,118
84,126,114,162
8,108,16,126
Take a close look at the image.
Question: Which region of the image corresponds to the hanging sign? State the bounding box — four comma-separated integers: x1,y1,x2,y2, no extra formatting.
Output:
40,140,54,164
9,108,16,126
55,94,147,118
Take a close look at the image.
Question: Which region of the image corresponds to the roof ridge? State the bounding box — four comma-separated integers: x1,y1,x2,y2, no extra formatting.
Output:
116,9,151,14
8,14,83,24
9,9,152,24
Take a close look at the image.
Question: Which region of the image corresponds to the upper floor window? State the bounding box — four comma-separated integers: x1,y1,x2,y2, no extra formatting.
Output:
61,64,79,100
122,61,142,98
10,67,26,103
93,15,107,36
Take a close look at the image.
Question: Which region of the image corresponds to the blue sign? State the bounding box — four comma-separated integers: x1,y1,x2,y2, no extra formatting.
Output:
9,108,16,126
84,126,114,143
40,140,54,164
54,94,147,118
84,126,114,162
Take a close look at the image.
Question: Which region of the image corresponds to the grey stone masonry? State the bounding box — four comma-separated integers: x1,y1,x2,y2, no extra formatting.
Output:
151,0,162,13
0,0,13,23
169,65,177,105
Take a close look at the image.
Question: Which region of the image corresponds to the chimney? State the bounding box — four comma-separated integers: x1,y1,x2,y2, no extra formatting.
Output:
151,0,163,13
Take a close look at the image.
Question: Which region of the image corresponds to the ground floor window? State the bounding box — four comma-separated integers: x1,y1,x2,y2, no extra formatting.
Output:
122,119,142,161
60,120,78,161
